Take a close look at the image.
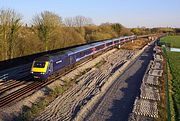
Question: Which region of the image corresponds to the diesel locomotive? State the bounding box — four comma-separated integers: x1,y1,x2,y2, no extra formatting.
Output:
31,35,136,80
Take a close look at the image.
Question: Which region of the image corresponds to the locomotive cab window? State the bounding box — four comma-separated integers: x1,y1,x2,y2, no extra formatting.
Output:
33,61,46,68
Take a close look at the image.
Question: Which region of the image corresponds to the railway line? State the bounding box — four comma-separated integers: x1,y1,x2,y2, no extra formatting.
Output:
0,34,162,121
0,80,26,95
0,35,136,102
0,49,117,108
0,74,64,108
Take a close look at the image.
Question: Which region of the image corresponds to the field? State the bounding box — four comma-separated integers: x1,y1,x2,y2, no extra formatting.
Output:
161,36,180,120
167,52,180,120
160,36,180,48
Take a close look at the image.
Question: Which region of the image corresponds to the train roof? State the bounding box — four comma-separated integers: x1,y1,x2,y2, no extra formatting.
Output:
34,35,135,61
47,50,73,58
90,41,105,46
103,39,113,43
34,56,50,61
113,38,120,41
69,44,93,54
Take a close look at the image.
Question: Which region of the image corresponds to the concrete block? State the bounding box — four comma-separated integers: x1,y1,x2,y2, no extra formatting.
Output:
148,69,163,77
143,74,159,86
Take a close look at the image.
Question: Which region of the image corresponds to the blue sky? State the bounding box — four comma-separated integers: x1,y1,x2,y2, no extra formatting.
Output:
0,0,180,28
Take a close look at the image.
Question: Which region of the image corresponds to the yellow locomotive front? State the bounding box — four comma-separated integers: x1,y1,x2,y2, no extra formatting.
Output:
31,61,50,80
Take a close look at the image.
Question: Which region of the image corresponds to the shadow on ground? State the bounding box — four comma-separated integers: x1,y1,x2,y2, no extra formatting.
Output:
106,46,153,121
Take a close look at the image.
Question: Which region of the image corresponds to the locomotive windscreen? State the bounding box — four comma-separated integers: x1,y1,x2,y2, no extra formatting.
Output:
33,61,46,68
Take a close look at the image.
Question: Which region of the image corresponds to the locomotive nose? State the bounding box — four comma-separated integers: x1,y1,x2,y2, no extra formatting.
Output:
31,61,49,79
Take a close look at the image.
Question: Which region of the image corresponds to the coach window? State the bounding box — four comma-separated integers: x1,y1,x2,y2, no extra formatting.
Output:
86,49,91,55
80,51,84,57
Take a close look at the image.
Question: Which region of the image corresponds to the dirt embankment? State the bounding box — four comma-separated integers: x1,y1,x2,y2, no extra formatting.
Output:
121,39,151,50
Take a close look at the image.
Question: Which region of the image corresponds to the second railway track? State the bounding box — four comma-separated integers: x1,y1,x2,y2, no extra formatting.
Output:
0,81,26,95
0,75,62,108
0,76,32,95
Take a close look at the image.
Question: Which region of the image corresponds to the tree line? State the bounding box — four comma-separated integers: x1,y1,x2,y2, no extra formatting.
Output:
0,8,179,61
0,9,133,61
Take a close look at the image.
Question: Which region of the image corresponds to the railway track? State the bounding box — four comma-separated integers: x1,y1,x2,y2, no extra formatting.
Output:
0,75,32,95
0,49,134,111
0,81,26,95
0,49,114,108
0,75,62,108
0,54,93,107
0,47,135,111
0,79,17,86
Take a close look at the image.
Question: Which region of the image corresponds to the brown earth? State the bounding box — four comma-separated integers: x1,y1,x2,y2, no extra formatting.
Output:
121,39,151,50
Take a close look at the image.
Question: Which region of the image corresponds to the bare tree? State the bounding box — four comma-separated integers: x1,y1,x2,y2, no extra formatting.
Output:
64,17,74,27
33,11,62,51
0,9,22,60
64,15,93,27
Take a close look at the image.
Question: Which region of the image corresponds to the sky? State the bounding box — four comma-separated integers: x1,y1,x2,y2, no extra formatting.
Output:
0,0,180,28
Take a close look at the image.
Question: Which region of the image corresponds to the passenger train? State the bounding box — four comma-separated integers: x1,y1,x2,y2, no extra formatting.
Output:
31,35,137,80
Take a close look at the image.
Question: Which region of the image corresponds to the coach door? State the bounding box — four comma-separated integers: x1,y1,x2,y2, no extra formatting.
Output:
70,55,75,64
49,61,53,73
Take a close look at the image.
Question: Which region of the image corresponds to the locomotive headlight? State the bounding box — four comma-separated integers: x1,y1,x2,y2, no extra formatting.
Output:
31,72,34,74
40,72,45,74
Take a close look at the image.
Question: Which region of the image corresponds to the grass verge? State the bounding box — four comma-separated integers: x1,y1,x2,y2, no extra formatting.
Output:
167,52,180,121
160,35,180,120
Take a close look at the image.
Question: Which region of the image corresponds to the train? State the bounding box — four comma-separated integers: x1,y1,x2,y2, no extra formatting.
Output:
31,35,137,80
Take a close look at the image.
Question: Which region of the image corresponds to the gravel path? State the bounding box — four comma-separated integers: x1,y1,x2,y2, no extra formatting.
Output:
35,49,134,121
85,44,154,121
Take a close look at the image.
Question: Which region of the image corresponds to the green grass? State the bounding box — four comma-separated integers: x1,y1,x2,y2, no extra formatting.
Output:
161,36,180,120
160,36,180,48
167,52,180,120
